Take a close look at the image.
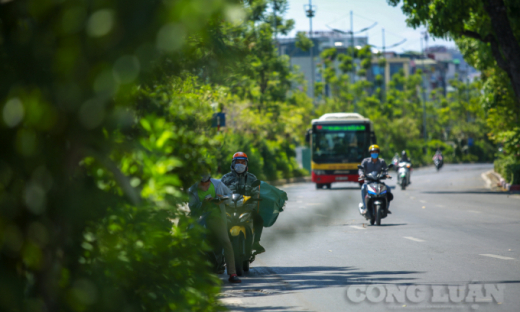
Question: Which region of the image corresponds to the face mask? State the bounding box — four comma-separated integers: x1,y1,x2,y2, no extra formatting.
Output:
371,153,379,159
201,174,211,182
234,163,247,173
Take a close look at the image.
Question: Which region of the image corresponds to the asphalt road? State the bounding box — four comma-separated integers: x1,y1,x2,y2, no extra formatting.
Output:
220,164,520,312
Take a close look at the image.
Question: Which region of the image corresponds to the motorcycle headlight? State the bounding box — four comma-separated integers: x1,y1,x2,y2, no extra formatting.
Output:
406,164,411,168
313,170,326,175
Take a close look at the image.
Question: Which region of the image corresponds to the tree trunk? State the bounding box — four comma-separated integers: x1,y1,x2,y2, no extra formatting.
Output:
482,0,520,105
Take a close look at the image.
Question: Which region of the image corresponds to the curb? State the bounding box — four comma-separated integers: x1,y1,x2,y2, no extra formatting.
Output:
267,176,312,186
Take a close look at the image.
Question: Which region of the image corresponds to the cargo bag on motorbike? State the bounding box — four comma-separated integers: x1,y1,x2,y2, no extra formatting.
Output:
258,181,288,227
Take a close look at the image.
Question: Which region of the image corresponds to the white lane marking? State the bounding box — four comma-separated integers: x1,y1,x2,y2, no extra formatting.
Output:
410,197,416,199
468,210,481,214
220,298,242,305
480,254,515,260
436,204,445,208
404,236,425,242
306,203,321,206
419,200,427,203
350,225,366,230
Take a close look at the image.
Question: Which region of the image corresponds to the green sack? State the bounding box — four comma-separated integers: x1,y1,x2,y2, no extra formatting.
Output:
258,181,288,227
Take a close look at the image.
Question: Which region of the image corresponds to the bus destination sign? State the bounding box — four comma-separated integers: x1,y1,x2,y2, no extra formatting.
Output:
316,125,366,131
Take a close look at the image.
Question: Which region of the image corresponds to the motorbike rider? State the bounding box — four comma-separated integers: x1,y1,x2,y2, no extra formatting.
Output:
433,149,443,161
399,150,412,184
188,168,242,283
359,145,393,214
221,152,265,254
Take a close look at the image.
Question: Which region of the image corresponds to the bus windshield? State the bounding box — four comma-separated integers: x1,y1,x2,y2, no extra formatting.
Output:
312,125,368,163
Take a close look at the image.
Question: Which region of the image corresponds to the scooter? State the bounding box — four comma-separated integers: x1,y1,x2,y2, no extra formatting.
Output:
433,155,443,171
397,161,411,190
358,164,393,226
226,180,262,276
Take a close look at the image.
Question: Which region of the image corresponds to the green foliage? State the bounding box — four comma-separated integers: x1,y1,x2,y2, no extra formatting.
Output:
0,0,313,311
295,31,313,52
387,0,520,161
495,155,520,185
315,56,494,166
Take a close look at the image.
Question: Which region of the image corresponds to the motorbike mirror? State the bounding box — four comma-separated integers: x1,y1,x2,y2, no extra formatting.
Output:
251,180,261,188
231,194,242,202
357,165,364,170
388,164,394,169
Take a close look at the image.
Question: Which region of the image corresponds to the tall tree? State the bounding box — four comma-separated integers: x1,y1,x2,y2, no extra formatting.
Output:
387,0,520,105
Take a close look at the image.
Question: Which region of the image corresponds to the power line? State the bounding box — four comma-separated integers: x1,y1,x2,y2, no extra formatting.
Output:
352,12,378,23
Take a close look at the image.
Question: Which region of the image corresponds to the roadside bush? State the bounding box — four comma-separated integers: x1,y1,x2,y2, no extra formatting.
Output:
495,156,520,185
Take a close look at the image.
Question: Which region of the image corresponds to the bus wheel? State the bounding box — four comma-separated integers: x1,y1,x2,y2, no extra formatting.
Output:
326,184,331,189
316,184,323,189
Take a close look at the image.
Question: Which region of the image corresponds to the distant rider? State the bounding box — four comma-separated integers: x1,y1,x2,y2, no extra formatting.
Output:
359,145,393,214
433,149,443,161
399,150,412,184
188,168,242,283
221,152,266,254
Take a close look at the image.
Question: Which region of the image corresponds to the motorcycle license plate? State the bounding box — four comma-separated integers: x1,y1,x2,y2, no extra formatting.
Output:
336,177,348,181
400,173,406,177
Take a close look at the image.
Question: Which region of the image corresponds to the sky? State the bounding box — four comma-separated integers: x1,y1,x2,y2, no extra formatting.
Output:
282,0,456,52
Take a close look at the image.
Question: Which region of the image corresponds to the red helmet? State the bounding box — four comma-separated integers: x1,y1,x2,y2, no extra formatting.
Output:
231,152,248,173
232,152,248,161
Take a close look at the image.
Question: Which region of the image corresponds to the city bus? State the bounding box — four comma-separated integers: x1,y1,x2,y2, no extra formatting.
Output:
306,113,377,189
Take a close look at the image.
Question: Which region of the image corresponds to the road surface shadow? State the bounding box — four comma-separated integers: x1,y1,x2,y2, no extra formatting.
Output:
221,266,422,297
376,223,407,227
340,223,407,227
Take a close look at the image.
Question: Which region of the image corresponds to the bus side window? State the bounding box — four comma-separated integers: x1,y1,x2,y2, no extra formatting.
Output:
370,131,377,144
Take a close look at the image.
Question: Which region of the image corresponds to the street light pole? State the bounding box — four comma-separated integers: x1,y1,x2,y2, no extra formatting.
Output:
350,11,355,86
382,28,385,56
420,33,428,147
305,1,316,101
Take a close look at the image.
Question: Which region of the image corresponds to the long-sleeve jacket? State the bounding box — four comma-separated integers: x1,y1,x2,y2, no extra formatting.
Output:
188,178,232,218
358,157,388,177
221,170,260,198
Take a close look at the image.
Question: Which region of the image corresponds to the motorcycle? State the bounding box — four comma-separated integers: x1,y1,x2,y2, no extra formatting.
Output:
433,155,443,171
225,180,262,276
397,161,411,190
358,164,393,226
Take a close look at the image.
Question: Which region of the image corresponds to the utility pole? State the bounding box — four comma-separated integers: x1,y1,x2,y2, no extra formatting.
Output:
350,11,355,85
382,28,385,56
305,1,316,101
272,1,278,56
420,32,428,146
